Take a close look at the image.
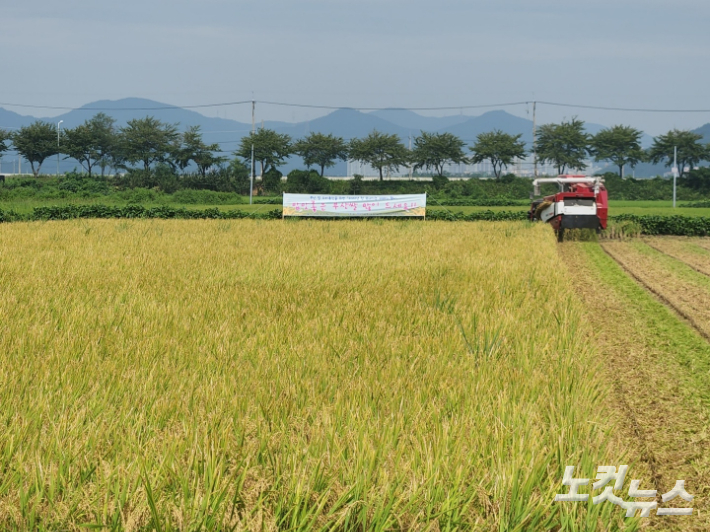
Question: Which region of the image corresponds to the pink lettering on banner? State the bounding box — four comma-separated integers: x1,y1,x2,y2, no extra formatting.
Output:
386,202,391,208
320,203,325,211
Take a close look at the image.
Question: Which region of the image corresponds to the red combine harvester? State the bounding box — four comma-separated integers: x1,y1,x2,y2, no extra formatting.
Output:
528,175,608,242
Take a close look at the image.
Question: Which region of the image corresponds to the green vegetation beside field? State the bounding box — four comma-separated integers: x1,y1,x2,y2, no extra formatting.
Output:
2,195,710,217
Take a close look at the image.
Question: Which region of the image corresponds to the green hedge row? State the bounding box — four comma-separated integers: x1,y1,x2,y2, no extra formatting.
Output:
0,205,282,222
681,201,710,208
612,214,710,236
253,198,282,205
1,205,709,236
425,209,528,221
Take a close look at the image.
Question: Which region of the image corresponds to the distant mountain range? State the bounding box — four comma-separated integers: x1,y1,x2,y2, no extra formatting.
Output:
1,97,707,177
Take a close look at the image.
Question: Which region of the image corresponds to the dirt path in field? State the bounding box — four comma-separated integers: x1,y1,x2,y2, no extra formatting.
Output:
561,243,710,531
643,237,710,278
601,241,710,340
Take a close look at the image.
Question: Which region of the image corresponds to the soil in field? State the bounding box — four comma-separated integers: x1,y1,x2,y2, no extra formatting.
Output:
601,240,710,340
562,242,710,531
643,237,710,278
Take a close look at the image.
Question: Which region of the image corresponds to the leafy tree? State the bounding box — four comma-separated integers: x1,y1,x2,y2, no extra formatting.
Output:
62,114,118,177
62,125,95,175
119,117,180,173
12,121,59,176
536,118,590,175
293,133,348,177
469,130,526,179
177,126,225,177
235,129,292,177
348,130,409,181
0,128,11,157
648,129,709,178
410,131,467,178
590,125,645,179
87,113,118,177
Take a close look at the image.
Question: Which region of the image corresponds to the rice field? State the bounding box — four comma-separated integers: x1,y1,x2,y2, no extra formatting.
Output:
0,219,627,531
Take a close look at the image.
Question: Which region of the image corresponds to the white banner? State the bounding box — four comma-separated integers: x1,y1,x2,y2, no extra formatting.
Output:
282,194,426,217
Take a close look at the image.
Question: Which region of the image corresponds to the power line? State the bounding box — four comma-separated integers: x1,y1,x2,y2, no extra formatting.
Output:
3,98,710,114
0,100,253,111
537,101,710,113
258,101,531,111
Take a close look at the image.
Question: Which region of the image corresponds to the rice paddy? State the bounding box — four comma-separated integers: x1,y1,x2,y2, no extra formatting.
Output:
0,219,627,531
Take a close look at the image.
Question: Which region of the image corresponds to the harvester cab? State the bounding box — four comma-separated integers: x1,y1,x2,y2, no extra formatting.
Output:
528,174,608,242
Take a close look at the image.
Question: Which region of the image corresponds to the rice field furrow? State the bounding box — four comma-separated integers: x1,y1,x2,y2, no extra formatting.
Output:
601,241,710,341
643,237,710,277
563,242,710,532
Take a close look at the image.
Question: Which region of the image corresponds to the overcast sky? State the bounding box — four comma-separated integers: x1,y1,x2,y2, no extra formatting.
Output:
2,0,709,135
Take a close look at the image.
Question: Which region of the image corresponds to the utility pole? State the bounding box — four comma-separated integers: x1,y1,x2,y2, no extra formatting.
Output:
532,101,537,178
250,99,255,204
250,144,254,205
408,134,413,180
57,120,63,176
672,146,678,208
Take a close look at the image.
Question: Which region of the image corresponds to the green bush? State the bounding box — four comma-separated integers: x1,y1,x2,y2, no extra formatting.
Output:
425,209,528,221
285,169,330,194
262,168,283,194
115,188,161,203
349,174,363,195
611,214,710,236
432,174,449,190
169,189,244,205
21,204,282,221
681,168,710,194
181,162,251,194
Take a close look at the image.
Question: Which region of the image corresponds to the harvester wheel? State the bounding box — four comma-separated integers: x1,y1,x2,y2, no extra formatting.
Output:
556,228,565,243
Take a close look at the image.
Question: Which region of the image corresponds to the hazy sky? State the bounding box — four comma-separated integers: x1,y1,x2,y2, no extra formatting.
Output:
2,0,710,135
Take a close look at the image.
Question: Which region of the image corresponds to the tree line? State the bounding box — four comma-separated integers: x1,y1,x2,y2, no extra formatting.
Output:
1,114,709,181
